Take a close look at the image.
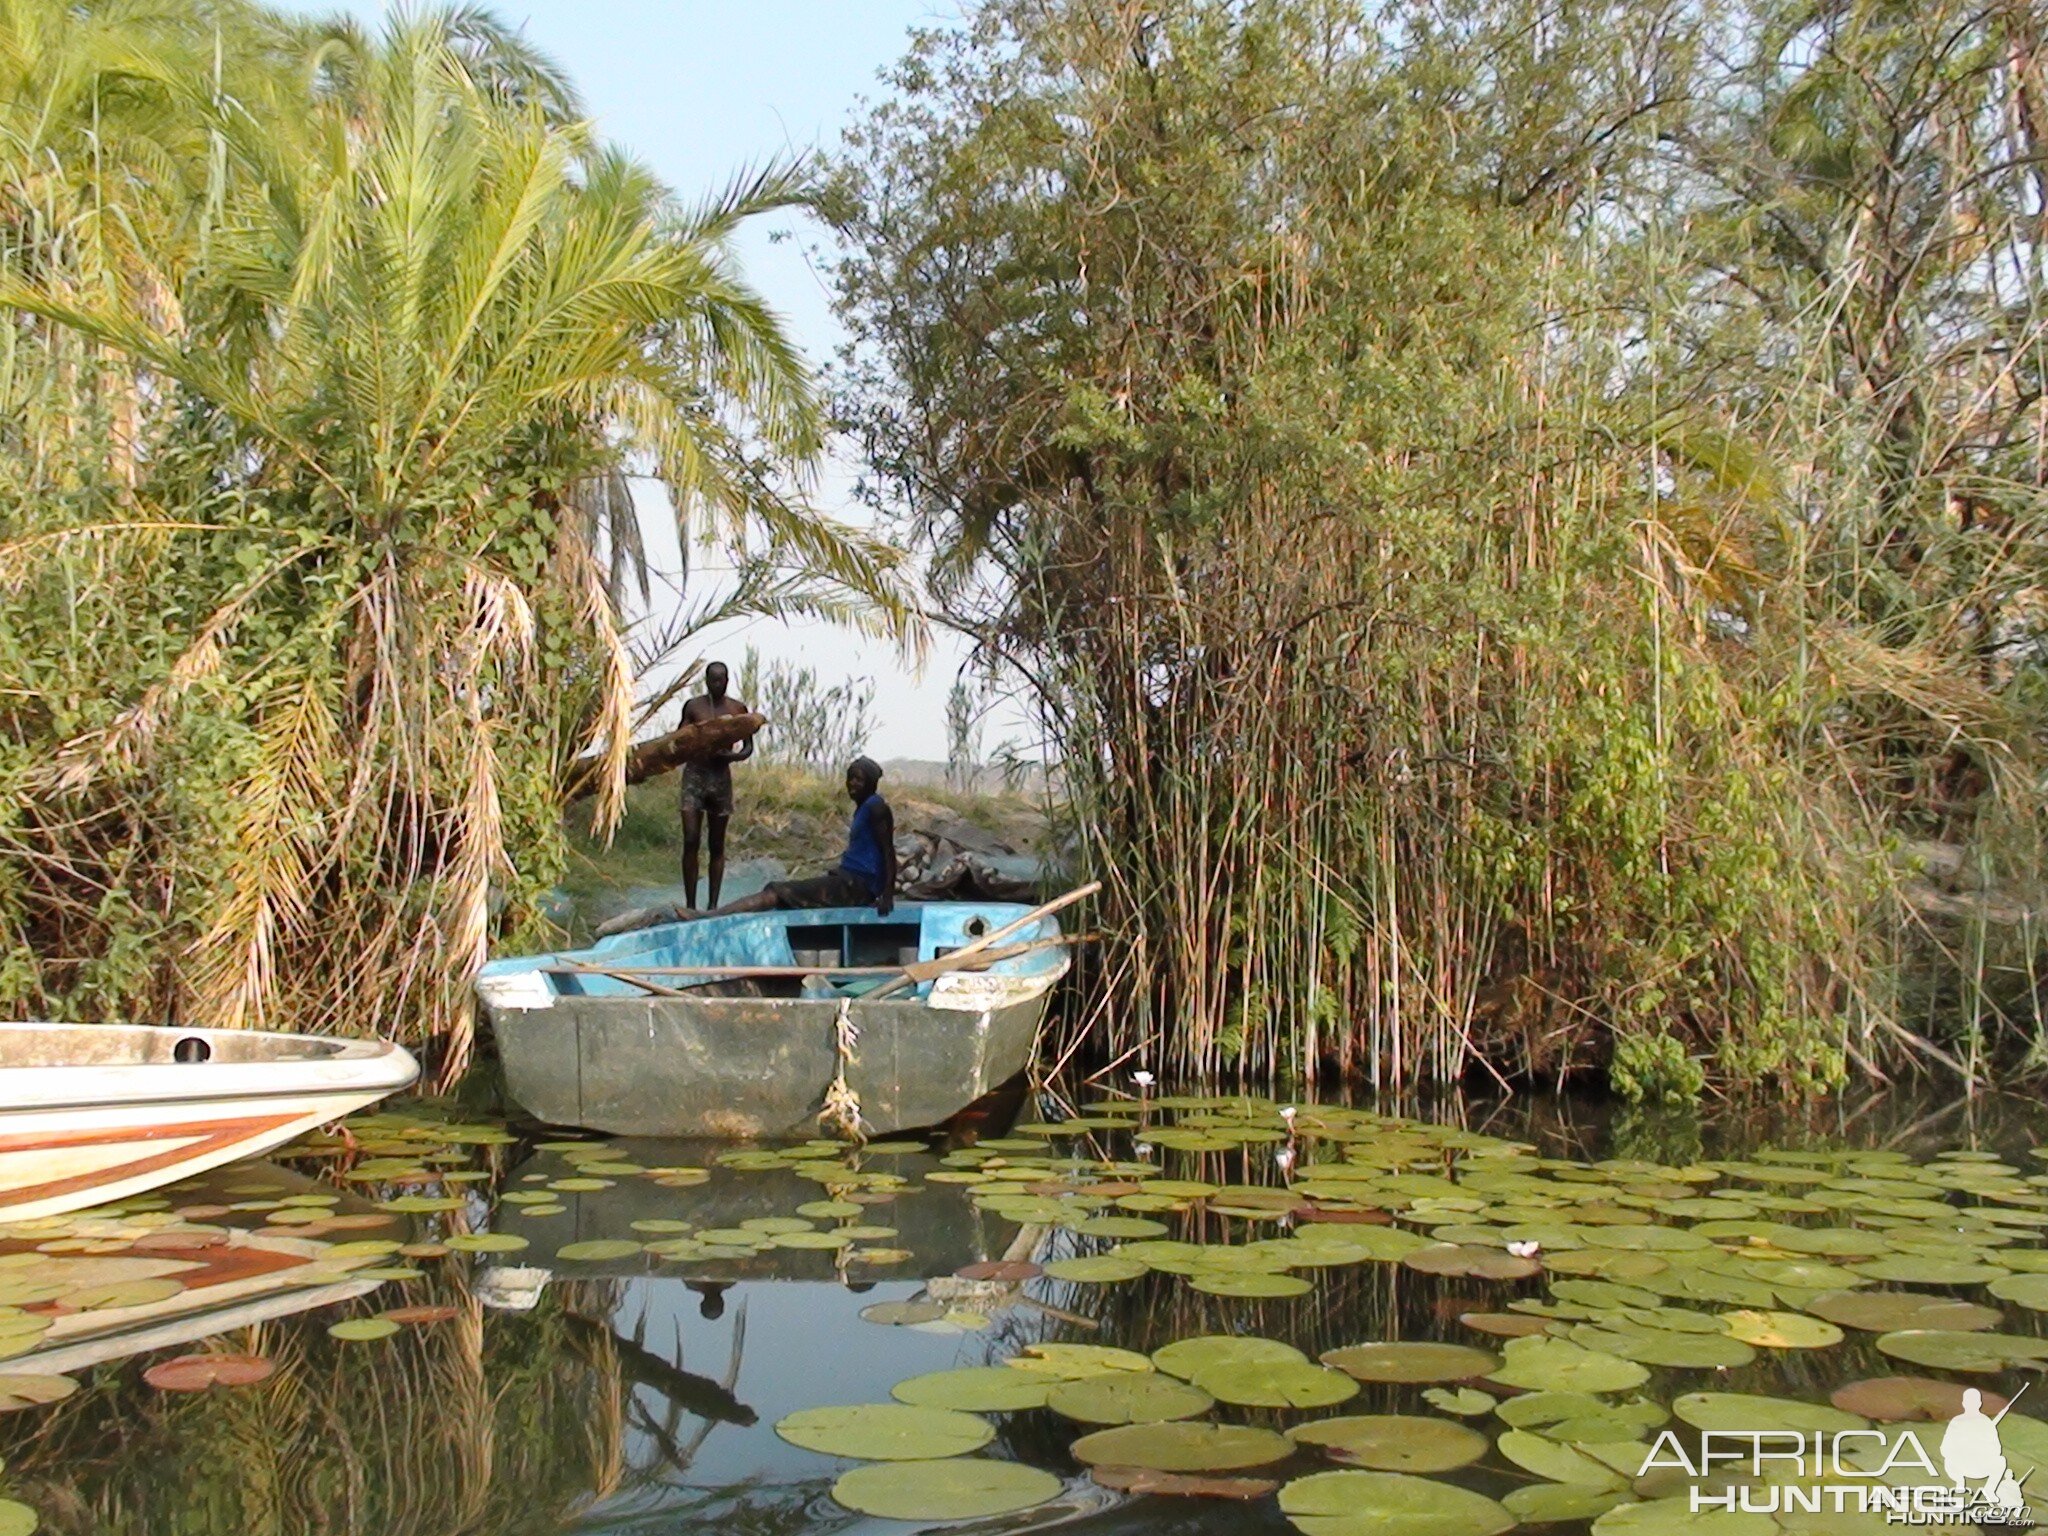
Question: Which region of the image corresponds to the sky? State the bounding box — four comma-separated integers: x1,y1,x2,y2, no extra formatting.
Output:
317,1,1014,761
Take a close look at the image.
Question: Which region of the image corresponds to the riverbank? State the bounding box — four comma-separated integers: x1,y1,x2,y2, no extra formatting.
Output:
555,765,1052,937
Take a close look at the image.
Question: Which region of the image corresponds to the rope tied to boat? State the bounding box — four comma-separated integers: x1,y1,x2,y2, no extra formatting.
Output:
820,995,868,1142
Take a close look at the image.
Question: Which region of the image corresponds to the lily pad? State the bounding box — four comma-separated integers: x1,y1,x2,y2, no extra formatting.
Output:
1322,1342,1501,1384
0,1374,76,1410
1874,1329,2048,1372
1069,1421,1293,1471
831,1458,1061,1520
1190,1271,1313,1298
1403,1243,1542,1280
1807,1290,2000,1333
1565,1325,1754,1370
1015,1342,1153,1377
1503,1483,1626,1524
892,1367,1052,1413
1487,1336,1649,1394
1154,1335,1307,1379
1278,1469,1515,1536
1592,1500,1775,1536
1090,1466,1278,1499
1288,1415,1489,1472
860,1301,947,1327
0,1501,33,1536
327,1318,400,1342
1718,1309,1842,1349
1670,1391,1865,1434
445,1232,528,1254
140,1356,271,1392
1192,1358,1358,1409
1423,1387,1497,1417
1829,1377,2006,1422
775,1402,992,1460
1048,1373,1215,1424
1046,1255,1149,1284
553,1240,642,1262
1496,1428,1630,1488
1987,1273,2048,1311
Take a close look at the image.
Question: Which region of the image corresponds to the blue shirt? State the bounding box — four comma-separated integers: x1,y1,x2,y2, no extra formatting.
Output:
837,795,887,896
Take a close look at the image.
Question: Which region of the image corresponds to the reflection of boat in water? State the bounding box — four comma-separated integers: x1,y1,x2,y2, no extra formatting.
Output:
3,1162,387,1374
0,1022,418,1220
475,901,1069,1137
499,1141,1015,1282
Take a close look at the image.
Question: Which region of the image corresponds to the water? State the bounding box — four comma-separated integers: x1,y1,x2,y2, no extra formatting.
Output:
5,1085,2048,1535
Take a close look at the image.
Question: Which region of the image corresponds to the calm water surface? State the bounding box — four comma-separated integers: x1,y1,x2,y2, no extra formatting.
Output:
5,1085,2047,1535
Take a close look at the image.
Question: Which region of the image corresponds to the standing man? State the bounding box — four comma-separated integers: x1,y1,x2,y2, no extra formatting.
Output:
677,661,754,909
601,757,894,934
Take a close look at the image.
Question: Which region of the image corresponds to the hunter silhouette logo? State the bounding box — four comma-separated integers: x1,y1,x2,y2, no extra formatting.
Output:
1638,1382,2036,1525
1941,1388,2029,1512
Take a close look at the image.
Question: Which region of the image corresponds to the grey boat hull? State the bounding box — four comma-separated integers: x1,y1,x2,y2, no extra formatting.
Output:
484,985,1051,1138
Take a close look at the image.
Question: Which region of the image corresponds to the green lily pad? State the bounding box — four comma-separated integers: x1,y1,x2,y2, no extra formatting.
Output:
1069,1421,1293,1471
1154,1335,1307,1379
1874,1329,2048,1373
1503,1482,1626,1524
1487,1337,1649,1393
1279,1469,1515,1536
892,1367,1052,1413
327,1318,400,1342
1852,1254,2010,1285
1670,1391,1865,1433
831,1459,1061,1520
1496,1428,1630,1488
861,1301,947,1326
1423,1387,1497,1417
775,1403,992,1460
1288,1415,1489,1472
554,1240,642,1262
1321,1342,1501,1384
1045,1255,1149,1283
1592,1499,1776,1536
1987,1273,2048,1311
0,1502,32,1536
1807,1290,2000,1333
1192,1358,1358,1409
1015,1342,1153,1377
1565,1325,1754,1369
1047,1372,1215,1424
1190,1271,1313,1298
1403,1243,1542,1280
0,1374,75,1411
444,1232,528,1253
1718,1309,1842,1348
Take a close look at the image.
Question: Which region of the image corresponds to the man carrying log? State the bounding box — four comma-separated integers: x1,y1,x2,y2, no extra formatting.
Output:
677,661,754,909
598,756,896,935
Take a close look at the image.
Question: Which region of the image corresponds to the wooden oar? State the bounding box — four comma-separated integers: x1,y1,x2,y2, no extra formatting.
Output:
863,882,1100,1002
545,932,1085,987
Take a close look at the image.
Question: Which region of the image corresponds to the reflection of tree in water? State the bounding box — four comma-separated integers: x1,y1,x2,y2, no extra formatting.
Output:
0,1274,757,1536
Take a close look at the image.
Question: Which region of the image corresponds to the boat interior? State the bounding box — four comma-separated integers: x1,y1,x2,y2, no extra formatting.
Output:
0,1022,371,1067
489,902,1063,1001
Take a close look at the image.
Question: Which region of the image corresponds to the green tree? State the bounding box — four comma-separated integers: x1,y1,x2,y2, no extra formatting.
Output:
0,5,907,1071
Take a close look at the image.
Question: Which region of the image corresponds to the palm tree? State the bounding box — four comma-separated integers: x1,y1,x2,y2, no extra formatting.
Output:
0,6,910,1073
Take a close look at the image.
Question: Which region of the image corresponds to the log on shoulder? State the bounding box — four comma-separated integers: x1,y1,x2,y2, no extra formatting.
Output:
561,712,766,804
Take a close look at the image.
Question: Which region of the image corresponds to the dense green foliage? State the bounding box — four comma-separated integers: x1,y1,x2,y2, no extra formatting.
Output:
833,0,2047,1093
0,2,900,1069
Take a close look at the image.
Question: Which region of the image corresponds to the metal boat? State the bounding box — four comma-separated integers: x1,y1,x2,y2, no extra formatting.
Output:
475,901,1070,1137
0,1022,419,1220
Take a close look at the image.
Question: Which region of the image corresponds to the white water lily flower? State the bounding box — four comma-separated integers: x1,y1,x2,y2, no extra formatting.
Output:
1280,1105,1297,1122
1274,1146,1296,1171
1131,1070,1156,1088
1135,1142,1155,1159
1506,1240,1540,1258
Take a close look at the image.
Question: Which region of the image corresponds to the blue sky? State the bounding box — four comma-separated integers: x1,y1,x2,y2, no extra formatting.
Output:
311,1,1000,760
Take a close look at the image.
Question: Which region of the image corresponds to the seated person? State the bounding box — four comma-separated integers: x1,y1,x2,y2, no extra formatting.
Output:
597,757,895,936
